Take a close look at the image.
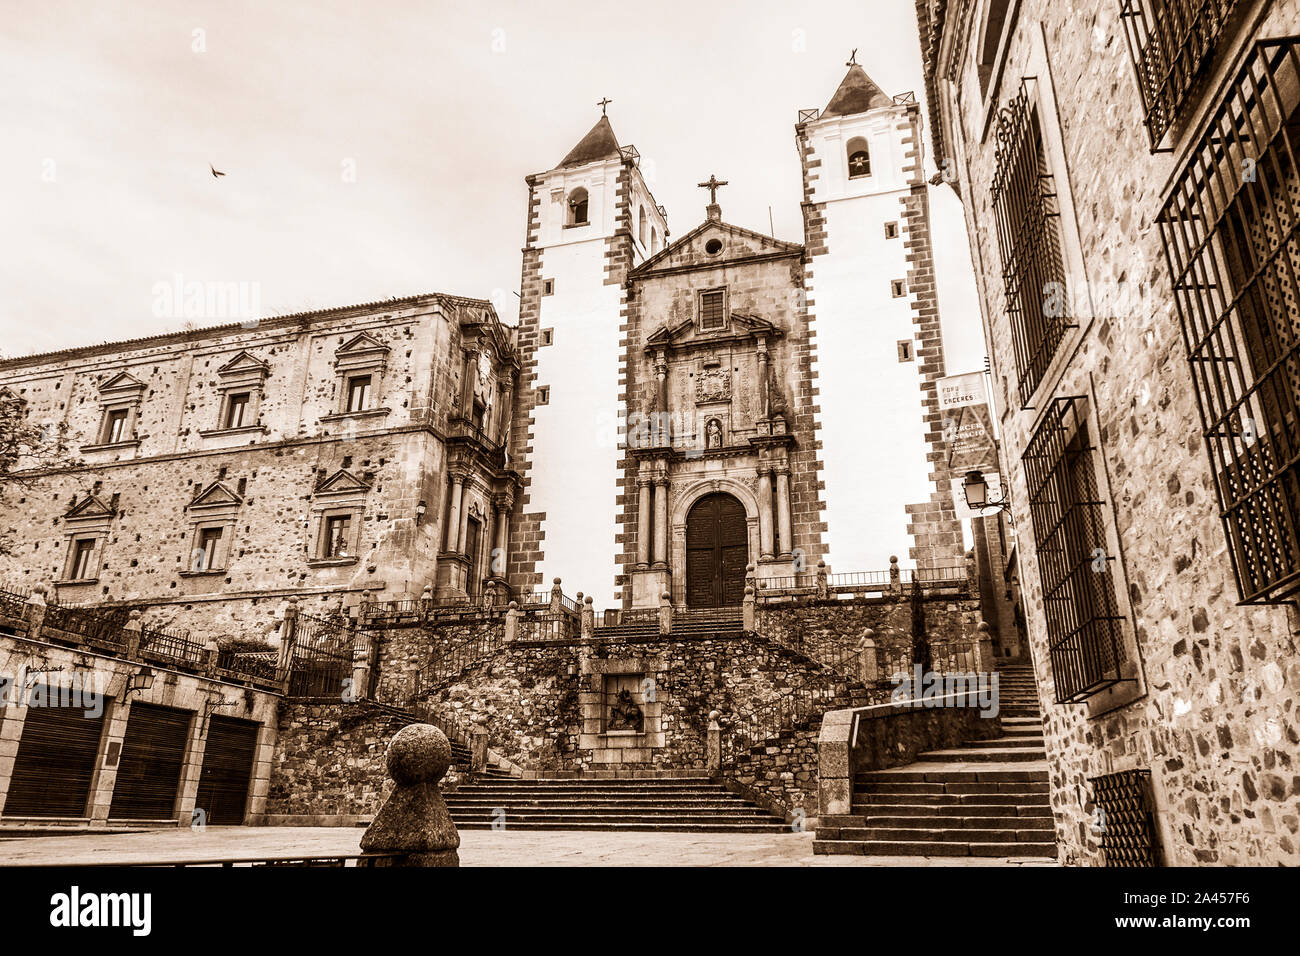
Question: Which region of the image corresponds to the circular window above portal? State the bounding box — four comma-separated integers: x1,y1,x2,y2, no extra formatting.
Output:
705,238,723,255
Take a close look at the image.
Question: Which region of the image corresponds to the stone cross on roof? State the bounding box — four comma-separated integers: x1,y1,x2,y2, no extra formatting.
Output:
697,174,728,205
597,97,612,115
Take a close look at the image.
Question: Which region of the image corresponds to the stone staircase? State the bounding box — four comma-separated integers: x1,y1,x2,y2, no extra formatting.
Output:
443,774,790,831
447,737,513,780
813,663,1058,858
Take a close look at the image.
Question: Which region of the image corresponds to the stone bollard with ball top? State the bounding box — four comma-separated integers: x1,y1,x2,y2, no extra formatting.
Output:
357,723,460,867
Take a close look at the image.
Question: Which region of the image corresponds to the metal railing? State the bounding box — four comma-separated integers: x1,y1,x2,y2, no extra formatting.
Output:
288,612,358,699
515,609,573,642
40,602,131,648
410,627,501,699
0,586,30,624
140,624,205,668
722,679,850,763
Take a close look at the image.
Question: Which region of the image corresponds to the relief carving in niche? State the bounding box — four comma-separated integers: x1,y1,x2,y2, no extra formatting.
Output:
695,367,731,404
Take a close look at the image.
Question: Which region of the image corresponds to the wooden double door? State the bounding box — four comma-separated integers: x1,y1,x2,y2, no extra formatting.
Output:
684,493,748,607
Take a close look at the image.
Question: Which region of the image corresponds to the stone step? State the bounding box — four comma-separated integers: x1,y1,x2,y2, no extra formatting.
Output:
856,768,1049,784
959,736,1044,749
828,825,1055,842
445,798,766,810
449,808,778,821
853,792,1049,807
812,839,1056,857
458,820,790,832
916,747,1045,762
833,802,1051,819
844,814,1055,831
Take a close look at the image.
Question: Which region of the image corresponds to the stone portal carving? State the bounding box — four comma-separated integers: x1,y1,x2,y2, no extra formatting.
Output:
696,368,732,403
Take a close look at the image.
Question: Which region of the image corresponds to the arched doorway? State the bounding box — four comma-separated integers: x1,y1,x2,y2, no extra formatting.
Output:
685,493,748,607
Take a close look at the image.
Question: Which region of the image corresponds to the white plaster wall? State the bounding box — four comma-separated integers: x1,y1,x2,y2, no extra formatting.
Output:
813,188,932,573
528,236,623,607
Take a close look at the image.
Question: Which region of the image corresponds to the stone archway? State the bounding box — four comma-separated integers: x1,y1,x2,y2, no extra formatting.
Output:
684,492,749,607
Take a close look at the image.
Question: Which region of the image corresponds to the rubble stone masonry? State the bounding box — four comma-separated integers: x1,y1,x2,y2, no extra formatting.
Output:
920,0,1300,864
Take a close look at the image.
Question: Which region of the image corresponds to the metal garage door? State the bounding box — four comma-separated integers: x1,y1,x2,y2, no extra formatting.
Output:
2,694,105,817
194,716,260,825
108,703,192,820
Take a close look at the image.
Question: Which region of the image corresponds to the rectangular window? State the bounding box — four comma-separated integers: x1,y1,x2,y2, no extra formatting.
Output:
194,527,223,571
542,279,555,296
224,393,249,429
884,221,899,240
69,538,96,580
891,279,907,298
346,375,372,413
323,514,352,558
1120,0,1240,150
471,401,486,431
897,340,914,362
991,83,1075,407
536,386,549,405
103,408,129,444
1159,39,1300,603
1022,396,1125,704
699,289,726,331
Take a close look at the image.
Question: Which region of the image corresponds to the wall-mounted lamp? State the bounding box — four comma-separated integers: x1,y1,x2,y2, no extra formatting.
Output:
121,666,154,703
415,500,428,520
963,470,1010,513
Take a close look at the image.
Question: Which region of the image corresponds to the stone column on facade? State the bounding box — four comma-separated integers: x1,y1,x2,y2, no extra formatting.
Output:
637,474,653,568
445,471,465,554
654,353,669,441
756,341,770,421
457,487,472,556
492,499,510,577
775,466,792,557
757,469,775,560
653,476,669,570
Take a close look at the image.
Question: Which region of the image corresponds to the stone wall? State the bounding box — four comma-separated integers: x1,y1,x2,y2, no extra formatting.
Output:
265,700,467,824
920,0,1300,864
753,592,984,674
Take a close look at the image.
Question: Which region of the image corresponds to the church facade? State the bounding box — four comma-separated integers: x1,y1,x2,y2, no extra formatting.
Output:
0,62,958,624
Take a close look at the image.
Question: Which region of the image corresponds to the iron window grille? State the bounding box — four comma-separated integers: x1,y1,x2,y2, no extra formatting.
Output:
1120,0,1241,151
1022,396,1126,704
1157,38,1300,604
992,82,1076,407
1090,769,1160,866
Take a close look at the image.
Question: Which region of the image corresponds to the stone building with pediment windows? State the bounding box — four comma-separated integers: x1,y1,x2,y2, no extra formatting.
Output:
0,293,520,639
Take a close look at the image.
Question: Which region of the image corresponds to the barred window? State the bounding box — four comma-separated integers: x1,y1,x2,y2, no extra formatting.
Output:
1158,39,1300,604
992,83,1074,407
699,289,726,331
1091,769,1160,867
1120,0,1241,151
1022,396,1125,704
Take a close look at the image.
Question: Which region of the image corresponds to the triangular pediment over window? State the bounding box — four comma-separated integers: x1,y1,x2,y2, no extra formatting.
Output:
189,481,244,510
65,494,117,521
216,351,270,377
313,469,372,497
97,371,146,395
335,333,389,359
630,220,803,278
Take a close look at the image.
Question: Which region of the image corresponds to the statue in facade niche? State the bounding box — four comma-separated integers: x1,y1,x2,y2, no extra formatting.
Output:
705,418,722,449
607,688,644,731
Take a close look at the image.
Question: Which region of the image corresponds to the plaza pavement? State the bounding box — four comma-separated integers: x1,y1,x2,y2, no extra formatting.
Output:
0,826,1057,867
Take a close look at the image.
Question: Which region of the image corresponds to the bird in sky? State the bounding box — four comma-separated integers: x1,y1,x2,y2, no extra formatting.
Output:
210,164,226,179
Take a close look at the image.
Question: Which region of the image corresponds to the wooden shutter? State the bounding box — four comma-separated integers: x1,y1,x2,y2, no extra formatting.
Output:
194,717,260,825
109,703,192,820
3,696,105,817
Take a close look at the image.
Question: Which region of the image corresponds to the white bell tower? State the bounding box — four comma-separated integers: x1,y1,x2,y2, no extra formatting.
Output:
796,63,962,573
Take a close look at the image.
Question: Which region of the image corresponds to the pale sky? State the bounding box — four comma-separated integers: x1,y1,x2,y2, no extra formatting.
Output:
0,0,983,374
